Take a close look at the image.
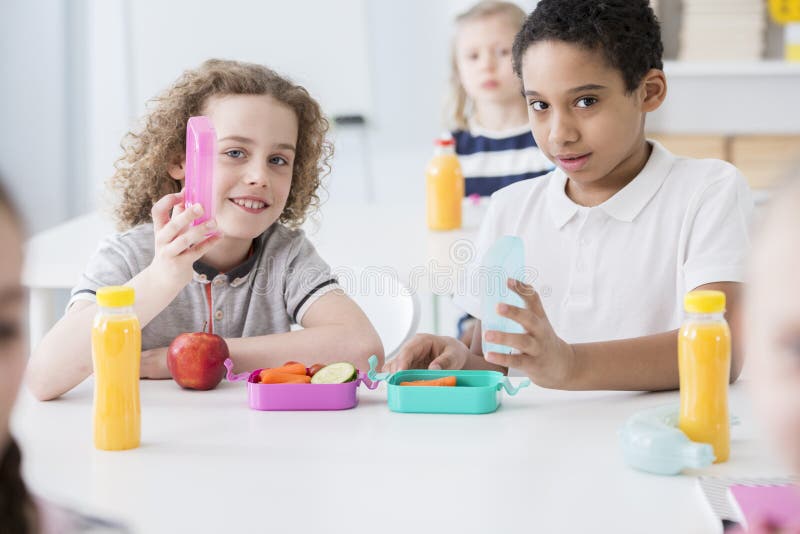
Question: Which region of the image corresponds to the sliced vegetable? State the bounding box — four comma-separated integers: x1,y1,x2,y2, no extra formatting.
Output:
399,376,457,387
259,370,312,384
310,362,357,384
308,363,325,377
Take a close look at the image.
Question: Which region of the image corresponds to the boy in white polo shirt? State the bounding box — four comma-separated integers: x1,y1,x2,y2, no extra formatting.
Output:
386,0,752,391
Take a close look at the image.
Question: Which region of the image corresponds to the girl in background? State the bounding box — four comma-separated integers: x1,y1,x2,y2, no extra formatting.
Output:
448,0,551,198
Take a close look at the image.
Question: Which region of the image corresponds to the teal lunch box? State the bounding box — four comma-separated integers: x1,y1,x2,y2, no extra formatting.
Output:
366,356,530,414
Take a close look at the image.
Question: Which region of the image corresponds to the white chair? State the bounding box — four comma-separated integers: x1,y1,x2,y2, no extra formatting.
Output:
340,268,420,360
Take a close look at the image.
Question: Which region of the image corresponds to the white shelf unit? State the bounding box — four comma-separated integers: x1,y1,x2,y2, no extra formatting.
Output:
649,60,800,134
664,59,800,76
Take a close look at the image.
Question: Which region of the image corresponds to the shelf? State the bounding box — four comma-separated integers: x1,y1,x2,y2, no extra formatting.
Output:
663,59,800,76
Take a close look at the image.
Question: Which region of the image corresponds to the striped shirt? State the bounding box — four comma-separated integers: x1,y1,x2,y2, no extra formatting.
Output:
453,123,553,197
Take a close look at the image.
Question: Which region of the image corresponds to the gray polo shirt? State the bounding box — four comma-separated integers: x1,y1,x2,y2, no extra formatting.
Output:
68,223,340,350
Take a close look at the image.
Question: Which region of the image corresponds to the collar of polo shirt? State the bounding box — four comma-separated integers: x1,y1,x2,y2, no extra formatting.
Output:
191,230,267,282
547,140,674,229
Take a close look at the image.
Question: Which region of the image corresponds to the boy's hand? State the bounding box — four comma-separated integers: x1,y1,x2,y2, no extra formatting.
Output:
383,334,471,373
140,347,171,379
150,191,222,286
484,278,576,388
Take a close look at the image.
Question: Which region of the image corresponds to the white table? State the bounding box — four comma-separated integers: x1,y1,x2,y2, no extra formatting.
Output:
11,379,782,534
22,201,485,344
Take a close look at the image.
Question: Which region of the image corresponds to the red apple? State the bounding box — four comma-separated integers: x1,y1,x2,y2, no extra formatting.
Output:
167,331,230,390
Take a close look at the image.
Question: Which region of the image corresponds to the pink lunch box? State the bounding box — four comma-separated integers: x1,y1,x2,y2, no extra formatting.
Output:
223,359,380,411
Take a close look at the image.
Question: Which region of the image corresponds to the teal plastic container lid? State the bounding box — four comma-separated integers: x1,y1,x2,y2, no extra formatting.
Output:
366,356,530,414
480,236,526,355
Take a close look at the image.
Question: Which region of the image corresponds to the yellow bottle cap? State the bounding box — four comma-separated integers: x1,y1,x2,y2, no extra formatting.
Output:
684,290,725,314
769,0,800,24
96,286,135,307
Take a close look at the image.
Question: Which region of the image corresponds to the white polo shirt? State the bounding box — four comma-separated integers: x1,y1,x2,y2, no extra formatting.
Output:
453,141,753,344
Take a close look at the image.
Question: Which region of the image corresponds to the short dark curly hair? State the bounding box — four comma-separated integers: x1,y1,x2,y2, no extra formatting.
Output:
512,0,663,92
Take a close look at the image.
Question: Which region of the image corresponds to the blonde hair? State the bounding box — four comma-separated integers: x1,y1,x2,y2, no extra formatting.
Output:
110,59,333,230
446,1,527,130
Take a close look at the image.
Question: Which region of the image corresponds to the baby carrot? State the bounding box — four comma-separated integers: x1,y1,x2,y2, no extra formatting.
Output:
259,370,312,384
266,362,307,376
399,376,457,387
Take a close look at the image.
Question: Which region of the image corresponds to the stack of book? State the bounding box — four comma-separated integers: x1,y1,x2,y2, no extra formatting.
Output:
679,0,766,60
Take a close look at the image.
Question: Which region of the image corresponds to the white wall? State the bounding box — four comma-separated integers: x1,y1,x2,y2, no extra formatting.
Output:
85,0,134,217
127,0,373,119
0,0,70,233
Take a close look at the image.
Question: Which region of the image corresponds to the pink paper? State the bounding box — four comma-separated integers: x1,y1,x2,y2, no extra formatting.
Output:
728,484,800,530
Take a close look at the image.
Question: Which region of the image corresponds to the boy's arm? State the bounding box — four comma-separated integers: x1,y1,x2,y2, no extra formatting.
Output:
26,301,97,400
382,317,504,374
485,280,742,391
27,194,220,400
222,291,385,374
568,329,679,391
27,265,196,400
568,281,742,390
464,319,507,372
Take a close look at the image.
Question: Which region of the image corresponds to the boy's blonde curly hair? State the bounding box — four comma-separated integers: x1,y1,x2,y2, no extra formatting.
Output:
110,58,332,230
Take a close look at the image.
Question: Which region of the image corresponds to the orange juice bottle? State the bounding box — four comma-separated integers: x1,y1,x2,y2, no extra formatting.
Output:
426,134,464,230
92,286,141,451
678,290,731,463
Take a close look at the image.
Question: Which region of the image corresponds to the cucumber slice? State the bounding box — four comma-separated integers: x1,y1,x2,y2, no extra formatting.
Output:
310,362,357,384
